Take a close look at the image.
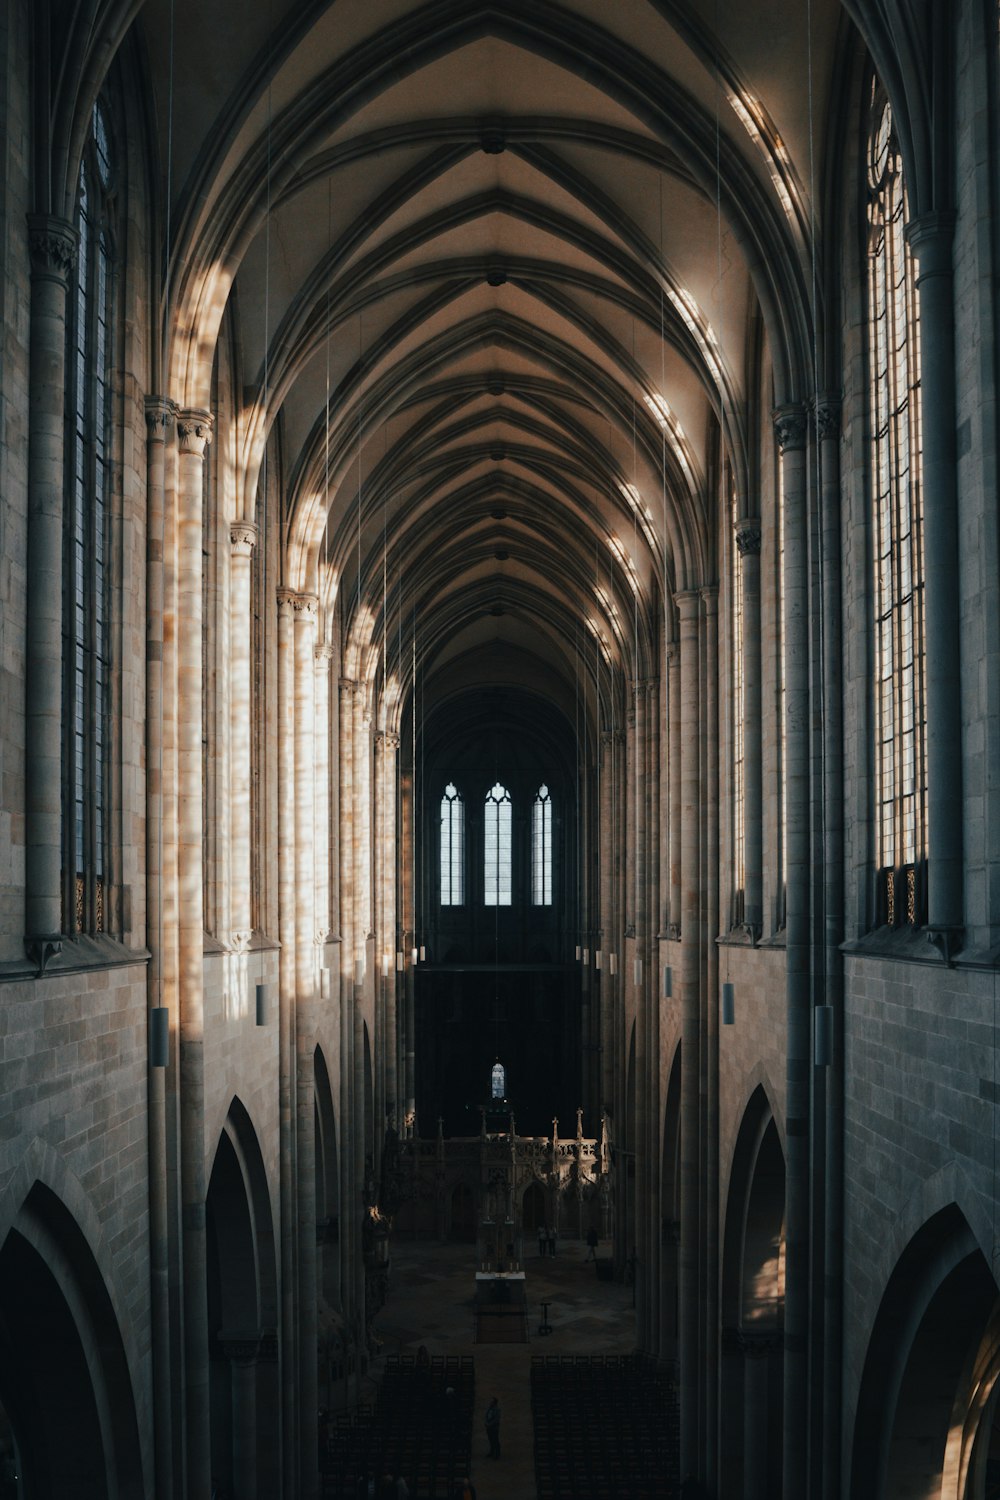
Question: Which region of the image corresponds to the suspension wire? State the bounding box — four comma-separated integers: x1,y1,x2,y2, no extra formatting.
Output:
631,327,641,981
258,16,273,990
156,0,176,1014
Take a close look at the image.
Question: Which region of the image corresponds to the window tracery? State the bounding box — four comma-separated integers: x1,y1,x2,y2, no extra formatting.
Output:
440,783,464,905
532,784,552,906
484,782,512,907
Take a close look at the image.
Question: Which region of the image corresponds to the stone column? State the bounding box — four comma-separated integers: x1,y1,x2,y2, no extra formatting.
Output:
176,408,213,1495
276,586,298,1497
599,730,614,1111
644,678,661,1357
219,1333,261,1500
906,214,963,942
701,585,720,1491
668,642,682,937
816,395,844,1500
735,518,763,936
379,732,400,1116
773,403,810,1499
743,1333,778,1500
294,594,319,1499
230,522,257,960
24,215,76,961
338,678,359,1339
145,398,174,1500
675,588,702,1478
314,644,333,952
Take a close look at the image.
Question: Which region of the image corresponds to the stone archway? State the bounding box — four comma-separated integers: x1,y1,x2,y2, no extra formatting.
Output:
0,1181,144,1499
720,1088,786,1500
851,1204,1000,1500
206,1101,280,1499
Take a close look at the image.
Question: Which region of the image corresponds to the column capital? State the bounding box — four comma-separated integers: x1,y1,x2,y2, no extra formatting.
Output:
814,395,841,442
600,729,614,747
699,584,719,614
905,211,956,276
276,586,297,616
741,1330,782,1358
673,589,701,622
218,1330,261,1366
230,520,258,557
384,731,400,750
339,676,360,695
734,517,762,557
292,591,319,619
144,397,175,434
772,403,808,453
176,408,213,456
314,642,334,663
27,213,77,284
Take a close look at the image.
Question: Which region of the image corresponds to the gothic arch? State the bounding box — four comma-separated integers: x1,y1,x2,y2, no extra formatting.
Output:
0,1179,145,1499
850,1203,1000,1500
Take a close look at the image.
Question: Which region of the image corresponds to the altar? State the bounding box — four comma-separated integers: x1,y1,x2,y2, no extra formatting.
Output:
474,1270,526,1309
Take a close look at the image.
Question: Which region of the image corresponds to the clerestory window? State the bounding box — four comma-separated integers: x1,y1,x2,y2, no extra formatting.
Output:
63,99,116,935
532,785,552,906
866,82,926,926
440,783,464,905
484,783,512,906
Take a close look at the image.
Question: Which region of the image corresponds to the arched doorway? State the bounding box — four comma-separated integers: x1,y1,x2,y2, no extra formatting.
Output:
450,1181,476,1242
851,1204,1000,1500
206,1101,280,1499
720,1088,786,1500
0,1181,144,1499
522,1179,547,1232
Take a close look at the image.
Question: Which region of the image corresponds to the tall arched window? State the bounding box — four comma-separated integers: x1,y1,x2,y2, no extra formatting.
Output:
64,99,116,934
867,82,925,926
532,784,552,906
440,783,464,905
484,783,512,906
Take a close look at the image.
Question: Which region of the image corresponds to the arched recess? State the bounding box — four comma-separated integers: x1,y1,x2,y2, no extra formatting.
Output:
660,1044,682,1364
205,1099,280,1500
314,1046,341,1309
0,1181,144,1499
720,1087,786,1500
850,1204,1000,1500
522,1180,547,1235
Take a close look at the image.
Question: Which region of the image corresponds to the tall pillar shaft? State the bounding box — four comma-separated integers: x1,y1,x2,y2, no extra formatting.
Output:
906,214,963,934
145,398,174,1500
229,523,257,949
24,216,76,953
701,586,720,1491
599,731,614,1111
294,594,319,1499
314,645,332,949
736,520,763,933
668,644,682,936
676,588,702,1477
774,404,810,1498
276,586,298,1496
176,408,213,1495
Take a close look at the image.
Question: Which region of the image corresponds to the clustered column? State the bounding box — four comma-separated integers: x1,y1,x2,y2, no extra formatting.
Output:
735,518,763,936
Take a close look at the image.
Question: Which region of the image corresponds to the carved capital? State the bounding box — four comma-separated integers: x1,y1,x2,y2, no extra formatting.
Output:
384,731,400,750
276,586,297,616
218,1330,261,1366
814,396,841,442
772,403,807,453
231,929,253,955
27,214,77,283
230,520,258,558
735,517,762,557
314,642,334,664
176,408,213,457
293,592,319,619
24,933,62,974
339,677,360,696
144,397,174,436
673,588,701,623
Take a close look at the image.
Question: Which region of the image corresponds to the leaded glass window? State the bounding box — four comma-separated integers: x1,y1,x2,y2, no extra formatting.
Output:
440,783,464,905
484,782,512,907
63,99,116,934
532,784,552,906
866,83,925,925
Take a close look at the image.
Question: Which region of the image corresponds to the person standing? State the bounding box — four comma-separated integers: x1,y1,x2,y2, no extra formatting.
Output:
537,1222,546,1258
586,1225,598,1261
484,1395,501,1459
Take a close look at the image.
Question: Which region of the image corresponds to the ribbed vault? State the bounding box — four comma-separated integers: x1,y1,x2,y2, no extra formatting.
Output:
141,0,842,725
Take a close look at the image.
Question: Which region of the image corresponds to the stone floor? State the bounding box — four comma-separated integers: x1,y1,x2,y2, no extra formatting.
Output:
368,1238,636,1499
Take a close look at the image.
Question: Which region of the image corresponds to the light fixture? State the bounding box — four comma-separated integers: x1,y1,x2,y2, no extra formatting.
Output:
419,944,426,963
609,952,618,977
411,946,418,965
663,965,673,998
575,945,582,961
255,983,270,1027
381,953,391,978
396,951,404,972
320,967,331,1000
150,1007,169,1068
721,982,735,1026
633,958,642,985
583,947,589,964
595,950,602,970
815,1005,833,1067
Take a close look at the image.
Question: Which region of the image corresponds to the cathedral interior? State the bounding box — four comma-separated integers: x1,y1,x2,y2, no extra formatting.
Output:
0,1,999,1496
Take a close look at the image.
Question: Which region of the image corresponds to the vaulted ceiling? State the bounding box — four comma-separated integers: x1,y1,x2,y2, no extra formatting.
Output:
141,0,844,727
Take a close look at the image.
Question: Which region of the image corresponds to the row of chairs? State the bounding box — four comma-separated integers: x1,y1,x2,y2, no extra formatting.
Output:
532,1352,679,1499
